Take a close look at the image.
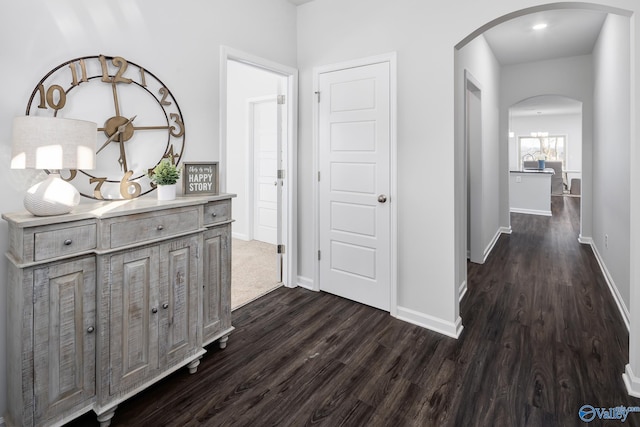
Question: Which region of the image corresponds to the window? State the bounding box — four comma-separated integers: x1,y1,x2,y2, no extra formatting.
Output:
518,135,566,168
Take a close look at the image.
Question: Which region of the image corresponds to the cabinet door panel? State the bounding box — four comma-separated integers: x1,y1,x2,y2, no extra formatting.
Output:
203,225,231,345
109,246,159,395
33,257,96,422
159,236,199,367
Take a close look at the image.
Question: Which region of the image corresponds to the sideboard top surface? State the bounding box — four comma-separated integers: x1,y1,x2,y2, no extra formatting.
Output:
2,193,236,228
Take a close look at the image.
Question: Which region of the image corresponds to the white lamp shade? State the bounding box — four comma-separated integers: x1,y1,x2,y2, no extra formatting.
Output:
11,116,97,170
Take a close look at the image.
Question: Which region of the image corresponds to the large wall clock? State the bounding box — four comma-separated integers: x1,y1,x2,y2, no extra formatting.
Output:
25,54,186,200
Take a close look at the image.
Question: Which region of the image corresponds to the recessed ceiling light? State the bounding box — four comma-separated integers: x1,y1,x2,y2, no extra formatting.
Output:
533,23,548,30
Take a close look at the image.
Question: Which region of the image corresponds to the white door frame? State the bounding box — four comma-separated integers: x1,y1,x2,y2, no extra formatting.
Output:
312,52,398,316
220,46,298,288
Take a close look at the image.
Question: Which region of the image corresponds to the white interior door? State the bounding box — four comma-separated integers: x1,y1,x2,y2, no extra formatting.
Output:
318,61,391,311
252,99,278,245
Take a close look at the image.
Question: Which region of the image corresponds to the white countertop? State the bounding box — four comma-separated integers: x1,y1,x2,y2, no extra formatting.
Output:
510,168,555,175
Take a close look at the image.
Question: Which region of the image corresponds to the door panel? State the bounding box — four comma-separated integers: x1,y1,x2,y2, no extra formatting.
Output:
159,237,199,367
109,246,159,395
253,100,278,245
319,61,391,311
33,257,96,420
203,225,232,345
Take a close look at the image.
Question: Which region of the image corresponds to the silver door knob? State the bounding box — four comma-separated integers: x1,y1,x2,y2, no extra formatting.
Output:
378,194,387,203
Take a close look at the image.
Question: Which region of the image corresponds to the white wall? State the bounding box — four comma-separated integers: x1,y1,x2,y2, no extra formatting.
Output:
592,13,631,312
296,0,639,335
455,34,502,286
3,0,640,415
0,0,297,417
227,61,281,240
500,55,594,238
510,113,583,186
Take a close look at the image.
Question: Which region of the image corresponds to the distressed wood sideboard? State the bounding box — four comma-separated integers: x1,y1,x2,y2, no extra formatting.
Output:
2,194,235,427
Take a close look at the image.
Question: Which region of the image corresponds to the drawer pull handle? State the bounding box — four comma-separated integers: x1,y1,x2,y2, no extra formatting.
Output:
211,212,217,217
152,307,158,314
63,239,73,246
87,326,95,334
157,225,164,231
162,303,169,309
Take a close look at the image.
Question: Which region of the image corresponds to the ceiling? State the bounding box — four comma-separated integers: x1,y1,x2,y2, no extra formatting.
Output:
287,4,607,115
510,95,582,117
483,9,607,66
287,0,314,5
483,9,608,116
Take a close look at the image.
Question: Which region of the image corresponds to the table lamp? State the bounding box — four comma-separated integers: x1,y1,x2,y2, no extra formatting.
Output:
11,116,97,216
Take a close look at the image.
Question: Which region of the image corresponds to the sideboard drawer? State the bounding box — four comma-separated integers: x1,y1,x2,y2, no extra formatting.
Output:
204,200,231,226
34,224,97,261
109,208,199,248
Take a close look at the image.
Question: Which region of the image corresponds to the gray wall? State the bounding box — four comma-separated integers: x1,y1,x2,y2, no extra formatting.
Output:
592,13,631,315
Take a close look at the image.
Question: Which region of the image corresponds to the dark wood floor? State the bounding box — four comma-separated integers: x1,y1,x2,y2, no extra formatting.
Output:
69,196,640,426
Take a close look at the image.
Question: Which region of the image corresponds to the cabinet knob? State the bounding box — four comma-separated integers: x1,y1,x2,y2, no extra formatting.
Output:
211,212,217,217
156,225,164,231
63,239,73,246
87,326,95,333
162,303,169,309
151,307,158,314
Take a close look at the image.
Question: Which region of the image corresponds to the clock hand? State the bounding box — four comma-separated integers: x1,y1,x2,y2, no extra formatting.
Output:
118,131,129,172
132,125,170,130
96,115,137,154
112,80,121,116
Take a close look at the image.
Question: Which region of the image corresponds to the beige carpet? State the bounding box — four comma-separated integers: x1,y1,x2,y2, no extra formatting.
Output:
231,239,282,309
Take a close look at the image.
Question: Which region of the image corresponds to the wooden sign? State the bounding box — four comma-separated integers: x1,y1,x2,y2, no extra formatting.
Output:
182,162,219,195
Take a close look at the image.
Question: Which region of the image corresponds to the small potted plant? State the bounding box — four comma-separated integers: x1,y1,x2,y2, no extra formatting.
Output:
148,158,180,200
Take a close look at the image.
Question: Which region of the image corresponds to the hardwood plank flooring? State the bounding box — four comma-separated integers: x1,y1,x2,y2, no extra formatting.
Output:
68,196,640,426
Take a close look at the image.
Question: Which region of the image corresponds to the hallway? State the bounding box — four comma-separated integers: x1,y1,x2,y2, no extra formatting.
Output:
463,195,637,425
67,197,639,426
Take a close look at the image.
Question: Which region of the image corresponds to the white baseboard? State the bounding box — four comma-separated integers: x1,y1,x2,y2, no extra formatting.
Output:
510,207,552,216
297,275,316,291
587,240,630,330
396,306,463,339
481,229,503,263
459,280,468,301
232,232,249,241
624,364,640,397
500,226,512,235
578,234,593,245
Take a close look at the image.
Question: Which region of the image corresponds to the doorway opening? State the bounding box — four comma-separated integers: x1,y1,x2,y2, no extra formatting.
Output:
221,47,298,309
465,72,484,265
508,95,583,201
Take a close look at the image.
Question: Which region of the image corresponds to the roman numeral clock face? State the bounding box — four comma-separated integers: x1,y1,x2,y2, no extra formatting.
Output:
26,55,186,200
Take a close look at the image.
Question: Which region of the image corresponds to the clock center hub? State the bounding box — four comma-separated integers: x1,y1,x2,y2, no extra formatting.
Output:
104,116,134,142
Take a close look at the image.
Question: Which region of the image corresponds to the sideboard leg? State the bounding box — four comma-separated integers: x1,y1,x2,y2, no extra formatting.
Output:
187,357,202,374
97,406,118,427
219,335,230,349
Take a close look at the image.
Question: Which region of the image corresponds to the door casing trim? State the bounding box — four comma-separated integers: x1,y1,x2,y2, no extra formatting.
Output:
220,46,298,288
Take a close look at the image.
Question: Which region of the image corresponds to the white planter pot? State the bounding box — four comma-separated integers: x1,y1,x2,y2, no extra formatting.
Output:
157,184,176,201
